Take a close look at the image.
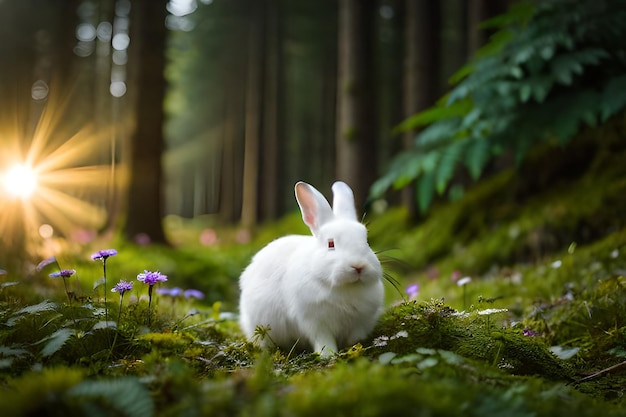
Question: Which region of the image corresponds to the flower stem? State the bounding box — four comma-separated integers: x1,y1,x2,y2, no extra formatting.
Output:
110,295,124,353
61,277,72,307
103,259,108,323
147,285,153,327
463,286,466,311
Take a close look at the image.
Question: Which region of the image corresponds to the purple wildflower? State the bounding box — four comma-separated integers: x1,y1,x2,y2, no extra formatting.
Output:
138,270,167,327
36,256,58,272
91,249,118,261
157,287,183,297
111,280,133,295
523,328,538,337
405,284,419,300
184,289,204,300
137,270,168,286
49,269,76,278
91,249,117,324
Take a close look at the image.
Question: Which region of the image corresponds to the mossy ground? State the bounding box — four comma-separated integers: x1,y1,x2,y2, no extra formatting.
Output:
1,128,626,415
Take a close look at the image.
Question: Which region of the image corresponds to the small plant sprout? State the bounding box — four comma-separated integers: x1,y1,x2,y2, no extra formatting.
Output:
456,276,472,310
91,249,118,323
137,270,168,326
49,269,76,305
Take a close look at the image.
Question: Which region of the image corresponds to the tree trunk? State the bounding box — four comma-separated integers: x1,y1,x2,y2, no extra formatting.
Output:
336,0,377,210
260,0,284,221
124,0,168,244
218,96,239,223
402,0,441,219
439,0,467,91
467,0,507,58
240,0,266,229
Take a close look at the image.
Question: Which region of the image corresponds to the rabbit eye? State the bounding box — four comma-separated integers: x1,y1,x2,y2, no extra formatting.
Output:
327,238,335,250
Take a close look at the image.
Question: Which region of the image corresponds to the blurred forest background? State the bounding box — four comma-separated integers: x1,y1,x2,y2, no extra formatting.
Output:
0,0,509,250
0,0,625,260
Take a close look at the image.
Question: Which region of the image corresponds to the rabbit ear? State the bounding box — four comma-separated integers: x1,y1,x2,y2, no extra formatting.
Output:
295,181,334,236
332,181,357,220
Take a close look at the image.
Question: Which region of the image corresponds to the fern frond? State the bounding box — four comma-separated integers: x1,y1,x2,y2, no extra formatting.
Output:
67,378,154,417
38,328,75,357
373,0,626,211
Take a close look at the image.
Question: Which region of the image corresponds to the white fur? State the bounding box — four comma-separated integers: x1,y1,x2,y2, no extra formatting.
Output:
239,181,384,356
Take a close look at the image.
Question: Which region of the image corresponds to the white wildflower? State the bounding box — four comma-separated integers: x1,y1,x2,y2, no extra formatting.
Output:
477,308,509,316
457,276,472,287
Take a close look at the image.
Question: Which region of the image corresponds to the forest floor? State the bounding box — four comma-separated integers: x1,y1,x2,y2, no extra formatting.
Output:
1,134,625,416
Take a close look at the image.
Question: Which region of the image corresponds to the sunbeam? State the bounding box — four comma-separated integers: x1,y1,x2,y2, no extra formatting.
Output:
0,84,119,267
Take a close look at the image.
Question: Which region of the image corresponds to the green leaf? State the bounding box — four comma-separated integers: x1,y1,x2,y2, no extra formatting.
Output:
68,378,154,417
510,65,524,79
418,119,462,147
92,321,117,330
448,63,475,85
461,109,482,129
39,328,75,357
550,49,608,87
435,143,464,195
393,99,472,135
0,346,30,359
7,300,58,326
540,45,555,60
519,84,532,102
601,75,626,121
370,152,417,198
530,76,553,103
379,352,397,365
14,300,57,315
417,172,435,213
479,1,534,30
370,175,394,199
93,277,106,290
464,139,491,180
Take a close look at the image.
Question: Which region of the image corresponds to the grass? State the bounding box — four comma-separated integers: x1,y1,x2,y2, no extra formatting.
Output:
0,128,625,415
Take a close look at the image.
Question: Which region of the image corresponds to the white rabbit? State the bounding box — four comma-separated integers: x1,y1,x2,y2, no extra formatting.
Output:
239,181,384,356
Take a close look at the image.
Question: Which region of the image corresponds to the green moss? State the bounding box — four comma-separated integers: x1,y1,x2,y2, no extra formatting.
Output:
370,300,572,380
370,125,626,281
0,368,84,416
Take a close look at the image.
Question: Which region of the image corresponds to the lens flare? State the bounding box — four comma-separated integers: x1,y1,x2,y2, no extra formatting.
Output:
0,78,119,267
3,164,38,199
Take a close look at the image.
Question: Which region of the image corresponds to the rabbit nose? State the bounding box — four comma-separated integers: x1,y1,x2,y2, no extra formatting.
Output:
352,265,364,274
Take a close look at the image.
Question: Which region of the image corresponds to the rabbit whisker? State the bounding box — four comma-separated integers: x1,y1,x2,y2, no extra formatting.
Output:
383,271,404,298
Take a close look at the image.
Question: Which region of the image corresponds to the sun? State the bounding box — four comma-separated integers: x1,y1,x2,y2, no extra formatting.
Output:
3,164,39,199
0,82,120,269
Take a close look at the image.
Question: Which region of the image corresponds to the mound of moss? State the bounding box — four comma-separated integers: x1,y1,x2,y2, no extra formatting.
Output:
370,299,572,381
